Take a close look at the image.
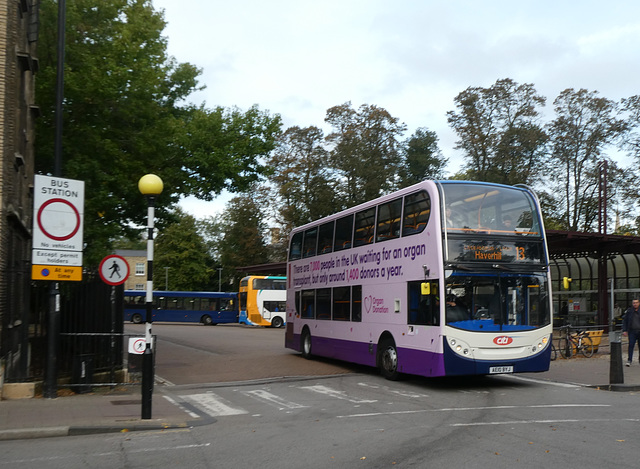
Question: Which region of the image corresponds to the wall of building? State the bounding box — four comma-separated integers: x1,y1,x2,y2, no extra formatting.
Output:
114,250,147,291
0,0,39,395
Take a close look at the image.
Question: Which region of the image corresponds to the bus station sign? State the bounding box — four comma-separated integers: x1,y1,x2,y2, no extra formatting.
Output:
31,175,85,281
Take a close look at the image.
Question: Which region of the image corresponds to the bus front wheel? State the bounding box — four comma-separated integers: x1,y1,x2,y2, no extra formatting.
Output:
301,329,312,359
201,315,214,326
131,313,143,324
271,316,284,328
378,339,400,380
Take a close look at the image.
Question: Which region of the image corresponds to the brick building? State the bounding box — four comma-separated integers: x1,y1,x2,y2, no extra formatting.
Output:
0,0,39,394
114,249,147,291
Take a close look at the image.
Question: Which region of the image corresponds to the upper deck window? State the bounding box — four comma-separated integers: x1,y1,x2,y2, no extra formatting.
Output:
376,198,402,242
441,183,541,237
334,214,354,252
289,232,303,261
354,207,376,247
318,221,335,255
402,191,431,236
303,227,318,258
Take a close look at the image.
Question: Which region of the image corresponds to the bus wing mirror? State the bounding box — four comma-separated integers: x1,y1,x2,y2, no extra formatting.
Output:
421,282,431,295
563,277,572,290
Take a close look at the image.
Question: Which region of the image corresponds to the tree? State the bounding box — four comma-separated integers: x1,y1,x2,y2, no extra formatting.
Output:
398,127,447,187
545,88,627,231
176,104,282,199
217,194,270,288
447,78,548,185
36,0,281,266
267,126,337,231
325,102,407,207
153,209,214,291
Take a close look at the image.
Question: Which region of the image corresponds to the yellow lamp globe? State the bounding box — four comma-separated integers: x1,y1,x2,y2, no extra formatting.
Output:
138,174,164,196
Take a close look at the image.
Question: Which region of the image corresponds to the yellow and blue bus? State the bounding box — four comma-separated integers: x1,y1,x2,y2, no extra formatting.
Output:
239,276,287,327
285,180,553,379
124,290,238,325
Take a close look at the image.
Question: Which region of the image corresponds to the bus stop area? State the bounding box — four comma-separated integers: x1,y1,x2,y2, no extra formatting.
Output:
1,340,640,442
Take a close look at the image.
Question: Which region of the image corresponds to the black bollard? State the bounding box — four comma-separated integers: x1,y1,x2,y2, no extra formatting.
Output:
610,332,624,384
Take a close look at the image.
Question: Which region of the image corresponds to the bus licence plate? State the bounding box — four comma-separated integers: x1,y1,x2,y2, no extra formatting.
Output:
489,366,513,374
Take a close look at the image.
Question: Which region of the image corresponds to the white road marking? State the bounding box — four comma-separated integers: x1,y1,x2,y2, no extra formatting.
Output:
451,418,640,427
300,385,377,403
242,389,307,410
163,395,200,419
337,403,610,419
506,375,581,388
183,392,247,417
357,382,429,398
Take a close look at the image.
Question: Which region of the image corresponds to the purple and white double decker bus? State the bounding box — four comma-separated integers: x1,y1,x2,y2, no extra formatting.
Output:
285,180,553,379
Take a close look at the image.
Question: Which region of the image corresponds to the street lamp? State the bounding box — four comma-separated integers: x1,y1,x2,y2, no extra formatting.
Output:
218,267,223,292
138,173,163,419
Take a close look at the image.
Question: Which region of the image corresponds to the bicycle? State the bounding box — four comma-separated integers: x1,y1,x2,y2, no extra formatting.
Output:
557,325,594,358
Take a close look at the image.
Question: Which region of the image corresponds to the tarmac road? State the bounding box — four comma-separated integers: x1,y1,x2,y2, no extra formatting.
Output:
127,323,358,385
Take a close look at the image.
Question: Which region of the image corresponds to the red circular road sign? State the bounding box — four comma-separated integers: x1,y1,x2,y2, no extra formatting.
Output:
99,255,130,286
37,198,81,241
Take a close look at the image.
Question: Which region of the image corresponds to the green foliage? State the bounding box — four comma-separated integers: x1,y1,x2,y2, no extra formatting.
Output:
398,127,447,187
35,0,281,267
153,208,214,291
176,105,283,199
325,102,407,206
267,126,337,230
218,195,270,287
447,78,548,186
545,89,627,231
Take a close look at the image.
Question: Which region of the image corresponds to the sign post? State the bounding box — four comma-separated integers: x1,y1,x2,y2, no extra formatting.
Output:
32,175,85,399
99,255,130,387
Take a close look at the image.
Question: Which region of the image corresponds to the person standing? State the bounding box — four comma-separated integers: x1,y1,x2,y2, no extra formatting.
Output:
622,299,640,366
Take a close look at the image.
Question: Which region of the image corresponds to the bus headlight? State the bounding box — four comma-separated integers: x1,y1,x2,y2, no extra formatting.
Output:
448,337,472,358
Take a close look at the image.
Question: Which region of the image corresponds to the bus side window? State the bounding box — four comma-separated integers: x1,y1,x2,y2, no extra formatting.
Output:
303,227,318,258
403,191,431,236
289,232,303,260
352,285,362,322
376,198,402,242
354,208,375,247
301,290,315,319
334,214,354,251
318,221,335,255
316,289,331,320
332,286,350,321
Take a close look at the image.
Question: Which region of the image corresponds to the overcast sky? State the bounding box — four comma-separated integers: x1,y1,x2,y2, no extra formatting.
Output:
151,0,640,217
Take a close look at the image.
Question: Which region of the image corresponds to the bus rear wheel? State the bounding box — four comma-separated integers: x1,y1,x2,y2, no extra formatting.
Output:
271,316,284,328
378,339,400,380
131,313,143,324
301,329,312,359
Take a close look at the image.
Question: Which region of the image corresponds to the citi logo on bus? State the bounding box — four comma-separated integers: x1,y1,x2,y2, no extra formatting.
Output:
493,336,513,345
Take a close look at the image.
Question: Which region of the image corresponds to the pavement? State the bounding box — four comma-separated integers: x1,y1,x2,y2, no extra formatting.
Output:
1,341,639,442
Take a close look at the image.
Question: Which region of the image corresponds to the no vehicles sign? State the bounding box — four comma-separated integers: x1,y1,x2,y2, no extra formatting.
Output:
32,175,85,281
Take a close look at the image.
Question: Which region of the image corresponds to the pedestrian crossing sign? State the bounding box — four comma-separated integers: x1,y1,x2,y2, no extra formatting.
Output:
99,254,130,286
